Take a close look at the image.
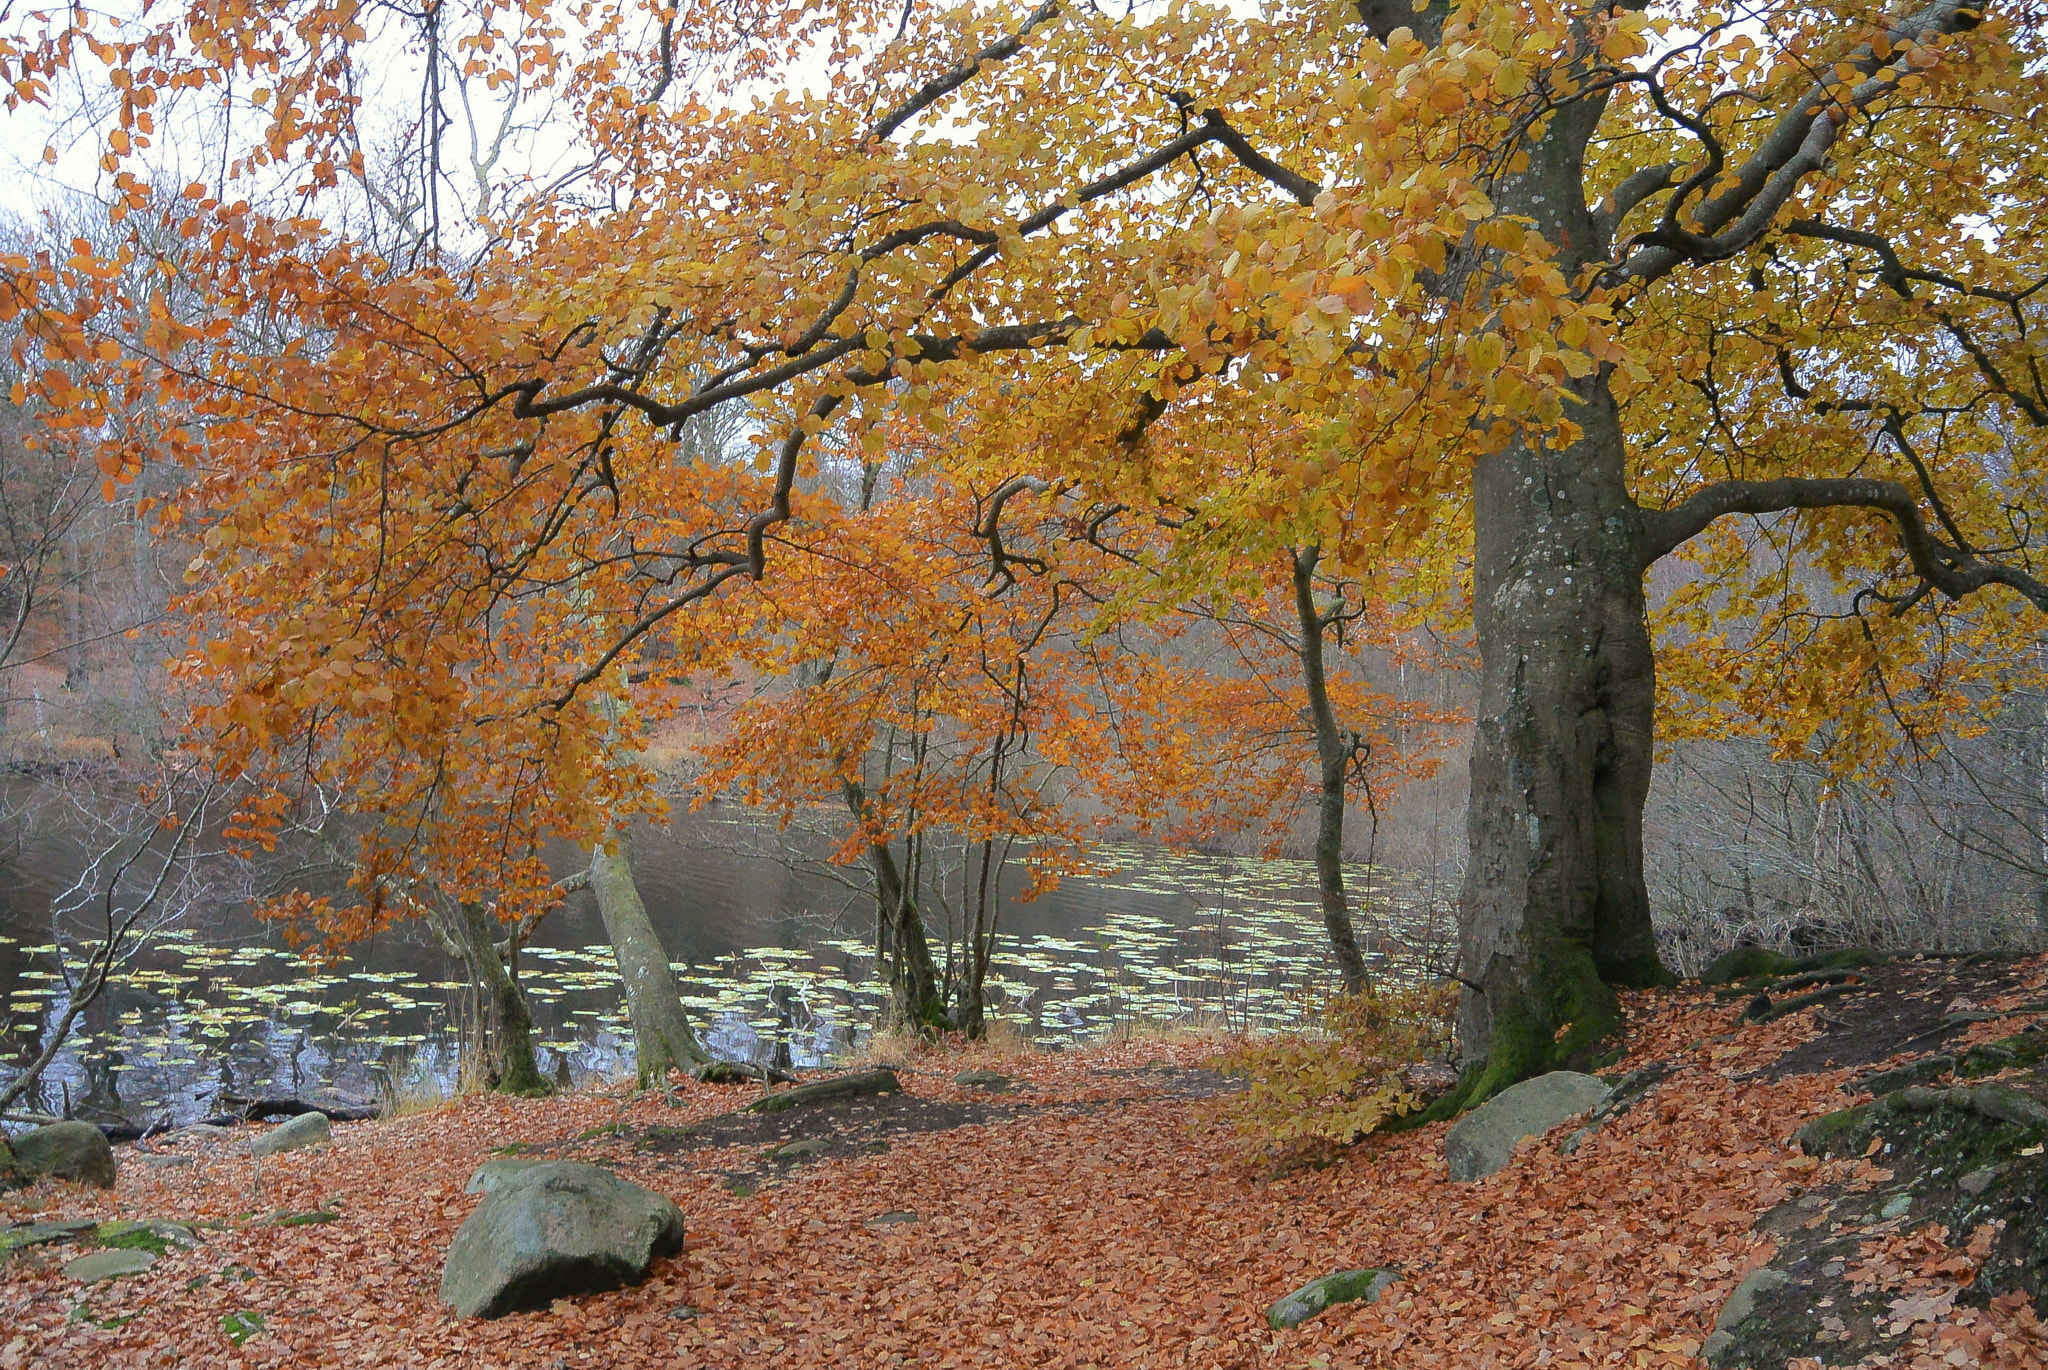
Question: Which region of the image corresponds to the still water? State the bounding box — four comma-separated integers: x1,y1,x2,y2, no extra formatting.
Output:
0,803,1452,1126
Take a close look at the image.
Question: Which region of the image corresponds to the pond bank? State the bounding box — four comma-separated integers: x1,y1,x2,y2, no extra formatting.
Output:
5,966,2044,1368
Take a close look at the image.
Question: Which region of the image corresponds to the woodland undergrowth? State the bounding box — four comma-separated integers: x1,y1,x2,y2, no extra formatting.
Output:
2,982,2045,1369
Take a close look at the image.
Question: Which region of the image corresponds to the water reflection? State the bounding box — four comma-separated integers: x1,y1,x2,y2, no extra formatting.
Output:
1,807,1452,1125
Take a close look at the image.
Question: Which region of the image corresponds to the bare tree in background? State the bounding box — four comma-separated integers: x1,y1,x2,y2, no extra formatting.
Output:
0,761,223,1120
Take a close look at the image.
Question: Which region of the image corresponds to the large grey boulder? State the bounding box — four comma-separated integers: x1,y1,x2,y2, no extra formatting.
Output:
440,1161,685,1318
1446,1071,1611,1182
465,1158,552,1195
12,1121,117,1188
249,1111,330,1158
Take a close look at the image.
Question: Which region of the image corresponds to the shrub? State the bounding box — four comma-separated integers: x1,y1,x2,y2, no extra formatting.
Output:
1213,983,1456,1163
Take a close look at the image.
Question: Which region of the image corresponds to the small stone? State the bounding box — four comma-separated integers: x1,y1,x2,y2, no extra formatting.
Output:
954,1069,1013,1092
1267,1268,1399,1330
248,1112,330,1158
864,1211,920,1228
167,1124,233,1144
1879,1194,1913,1220
1711,1268,1791,1336
140,1155,195,1169
66,1249,157,1282
770,1137,832,1160
12,1121,117,1188
667,1306,701,1320
1959,1167,2000,1196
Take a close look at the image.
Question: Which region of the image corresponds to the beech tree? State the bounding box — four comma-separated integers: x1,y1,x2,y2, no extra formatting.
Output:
9,0,2048,1109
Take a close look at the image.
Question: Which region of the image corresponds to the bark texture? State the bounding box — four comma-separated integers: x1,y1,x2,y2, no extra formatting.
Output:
1292,546,1371,995
1447,62,1673,1112
429,898,549,1096
851,792,951,1032
589,826,712,1088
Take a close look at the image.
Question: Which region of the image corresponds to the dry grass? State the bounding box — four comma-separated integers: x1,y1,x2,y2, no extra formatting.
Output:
376,1061,451,1120
1099,1011,1238,1046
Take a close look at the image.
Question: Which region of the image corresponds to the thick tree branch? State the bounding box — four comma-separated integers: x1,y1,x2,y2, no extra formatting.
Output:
1617,0,1986,284
1637,476,2048,611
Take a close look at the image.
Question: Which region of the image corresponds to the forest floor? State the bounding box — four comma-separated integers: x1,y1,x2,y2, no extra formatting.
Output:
4,957,2048,1370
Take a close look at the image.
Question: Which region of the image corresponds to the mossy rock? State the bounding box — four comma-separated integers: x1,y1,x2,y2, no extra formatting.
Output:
1267,1268,1399,1330
1702,946,1884,987
1702,947,1798,986
1724,1081,2048,1366
744,1068,900,1114
12,1121,117,1188
1959,1028,2048,1078
1794,948,1884,974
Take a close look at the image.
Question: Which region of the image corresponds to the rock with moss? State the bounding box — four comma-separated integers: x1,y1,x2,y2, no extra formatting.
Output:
96,1219,199,1252
12,1121,117,1188
1267,1268,1399,1329
440,1161,685,1318
954,1069,1014,1092
1703,947,1799,986
1702,946,1883,988
1721,1078,2048,1367
1446,1072,1611,1181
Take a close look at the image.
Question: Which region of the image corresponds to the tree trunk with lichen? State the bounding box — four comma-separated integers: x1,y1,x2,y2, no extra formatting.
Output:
842,778,950,1033
428,898,549,1096
1435,64,1674,1117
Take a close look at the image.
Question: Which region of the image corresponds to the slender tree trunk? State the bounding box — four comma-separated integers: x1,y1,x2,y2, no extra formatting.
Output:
1446,77,1674,1112
589,825,712,1088
841,778,949,1032
1291,545,1371,995
429,899,548,1095
960,837,1001,1040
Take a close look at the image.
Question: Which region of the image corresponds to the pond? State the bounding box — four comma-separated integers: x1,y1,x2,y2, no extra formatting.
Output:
0,801,1456,1126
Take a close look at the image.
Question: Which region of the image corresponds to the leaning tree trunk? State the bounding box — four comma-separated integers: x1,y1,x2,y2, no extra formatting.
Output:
589,826,713,1088
429,898,549,1095
1292,546,1372,995
1444,61,1674,1114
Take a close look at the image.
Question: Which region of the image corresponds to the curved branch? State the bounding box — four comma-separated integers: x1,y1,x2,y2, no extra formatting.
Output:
868,0,1063,142
1617,0,1986,284
1636,475,2048,611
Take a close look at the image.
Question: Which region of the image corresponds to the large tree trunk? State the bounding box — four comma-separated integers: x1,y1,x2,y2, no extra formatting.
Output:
1291,546,1372,995
589,826,712,1088
1446,59,1673,1111
428,898,549,1095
